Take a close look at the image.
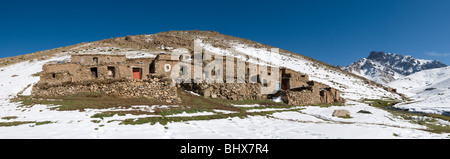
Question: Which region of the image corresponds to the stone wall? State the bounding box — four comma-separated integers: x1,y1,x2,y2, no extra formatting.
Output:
277,88,320,105
40,60,156,85
32,78,180,104
272,79,345,106
40,54,185,86
151,60,180,77
71,54,126,65
182,83,266,101
275,86,345,106
126,57,155,64
280,68,309,90
40,63,82,84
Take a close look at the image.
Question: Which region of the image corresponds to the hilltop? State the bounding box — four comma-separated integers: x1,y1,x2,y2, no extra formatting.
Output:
0,30,402,101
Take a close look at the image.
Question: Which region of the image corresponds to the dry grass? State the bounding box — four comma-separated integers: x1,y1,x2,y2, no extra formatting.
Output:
13,92,166,111
0,121,53,127
1,116,18,120
13,88,298,126
363,98,450,133
15,88,289,112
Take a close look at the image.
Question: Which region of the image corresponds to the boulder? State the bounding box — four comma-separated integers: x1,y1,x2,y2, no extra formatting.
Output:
333,109,351,118
203,90,210,98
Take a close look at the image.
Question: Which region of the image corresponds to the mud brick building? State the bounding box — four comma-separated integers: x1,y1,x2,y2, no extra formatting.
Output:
32,53,345,105
32,54,181,103
39,54,181,84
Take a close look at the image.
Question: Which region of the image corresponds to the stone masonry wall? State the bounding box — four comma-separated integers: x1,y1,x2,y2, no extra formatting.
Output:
71,54,126,64
182,83,266,101
32,78,180,104
280,89,320,106
276,87,346,106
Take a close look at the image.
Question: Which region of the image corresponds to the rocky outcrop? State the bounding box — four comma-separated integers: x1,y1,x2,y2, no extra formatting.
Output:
333,109,351,118
367,51,447,76
357,110,372,114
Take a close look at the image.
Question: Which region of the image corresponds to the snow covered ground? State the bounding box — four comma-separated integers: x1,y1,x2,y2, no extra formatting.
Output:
1,100,447,139
0,42,448,138
388,67,450,115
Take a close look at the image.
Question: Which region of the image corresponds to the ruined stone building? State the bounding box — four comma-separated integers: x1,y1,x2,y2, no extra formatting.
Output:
32,54,181,103
32,53,345,105
39,54,180,84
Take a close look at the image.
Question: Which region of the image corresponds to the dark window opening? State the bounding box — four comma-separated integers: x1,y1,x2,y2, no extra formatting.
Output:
52,74,56,79
285,74,291,78
150,62,156,73
263,79,268,87
256,75,261,83
93,57,99,64
90,67,98,78
107,58,110,62
107,67,116,78
180,66,184,76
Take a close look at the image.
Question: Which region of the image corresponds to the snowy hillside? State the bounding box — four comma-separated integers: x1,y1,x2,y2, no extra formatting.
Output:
341,51,447,84
6,31,400,101
388,66,450,115
2,31,447,139
197,40,401,101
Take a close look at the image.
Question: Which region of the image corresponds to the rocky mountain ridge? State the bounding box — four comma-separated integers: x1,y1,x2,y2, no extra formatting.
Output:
339,51,447,84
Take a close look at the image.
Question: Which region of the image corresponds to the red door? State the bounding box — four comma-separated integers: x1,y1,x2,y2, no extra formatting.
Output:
133,68,141,79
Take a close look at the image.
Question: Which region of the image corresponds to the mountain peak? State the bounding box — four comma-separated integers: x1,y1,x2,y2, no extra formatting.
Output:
367,51,386,60
341,51,448,84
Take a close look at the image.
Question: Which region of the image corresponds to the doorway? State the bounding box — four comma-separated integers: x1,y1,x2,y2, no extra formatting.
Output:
107,67,116,78
282,79,290,90
133,68,142,79
90,67,98,79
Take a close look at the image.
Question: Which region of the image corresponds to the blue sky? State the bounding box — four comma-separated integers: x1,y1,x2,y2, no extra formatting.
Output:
1,0,450,66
